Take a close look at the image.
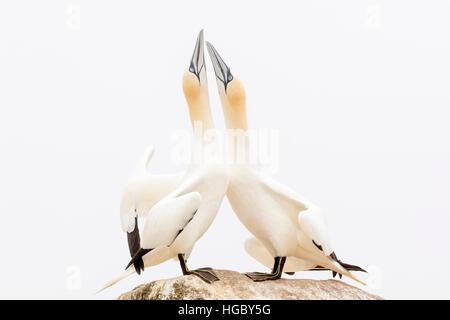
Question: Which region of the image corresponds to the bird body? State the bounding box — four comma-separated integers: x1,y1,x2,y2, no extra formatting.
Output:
228,166,345,273
227,166,305,258
206,41,365,284
99,30,227,292
141,162,228,256
102,156,228,292
125,88,229,281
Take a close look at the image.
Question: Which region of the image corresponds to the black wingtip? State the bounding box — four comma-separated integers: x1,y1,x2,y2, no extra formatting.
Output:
329,251,367,274
126,248,152,274
133,258,145,275
339,262,367,273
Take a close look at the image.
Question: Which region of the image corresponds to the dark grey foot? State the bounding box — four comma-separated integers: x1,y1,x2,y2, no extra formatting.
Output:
187,268,219,283
177,253,219,284
197,267,213,271
245,256,287,282
245,271,281,281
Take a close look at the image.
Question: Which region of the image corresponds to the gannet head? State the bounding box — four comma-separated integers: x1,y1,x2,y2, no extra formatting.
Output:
120,183,139,232
182,29,208,100
119,146,154,233
119,180,157,233
182,29,215,134
206,41,247,130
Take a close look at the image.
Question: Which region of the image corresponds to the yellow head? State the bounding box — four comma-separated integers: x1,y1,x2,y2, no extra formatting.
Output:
182,30,213,130
206,42,248,131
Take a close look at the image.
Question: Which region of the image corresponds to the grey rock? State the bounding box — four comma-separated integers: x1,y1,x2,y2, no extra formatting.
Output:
118,269,382,300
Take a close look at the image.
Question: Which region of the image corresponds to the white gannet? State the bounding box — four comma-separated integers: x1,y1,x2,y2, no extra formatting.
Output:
99,30,228,291
206,42,366,284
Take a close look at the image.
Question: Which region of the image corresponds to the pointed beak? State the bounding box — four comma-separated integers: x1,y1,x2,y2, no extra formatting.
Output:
189,29,206,82
206,41,234,92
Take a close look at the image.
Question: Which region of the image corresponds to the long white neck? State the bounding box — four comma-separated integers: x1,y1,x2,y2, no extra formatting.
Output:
187,86,215,136
186,86,220,165
220,95,248,132
220,96,251,166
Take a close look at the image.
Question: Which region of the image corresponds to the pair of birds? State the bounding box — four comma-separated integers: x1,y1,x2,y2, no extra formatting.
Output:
100,30,365,292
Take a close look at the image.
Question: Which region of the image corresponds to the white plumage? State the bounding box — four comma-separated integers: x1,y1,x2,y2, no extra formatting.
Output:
141,191,201,249
206,41,366,284
245,237,318,273
120,145,183,234
139,164,228,256
100,30,228,292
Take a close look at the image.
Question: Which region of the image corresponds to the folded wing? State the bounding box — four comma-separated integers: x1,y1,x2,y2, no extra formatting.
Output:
141,192,202,249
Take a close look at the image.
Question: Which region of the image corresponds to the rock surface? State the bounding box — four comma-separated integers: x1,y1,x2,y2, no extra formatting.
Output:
118,269,382,300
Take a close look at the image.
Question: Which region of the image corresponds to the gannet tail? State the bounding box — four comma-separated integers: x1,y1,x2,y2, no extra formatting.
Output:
97,247,175,293
327,258,367,286
294,247,367,286
96,266,136,294
341,269,366,286
328,252,367,285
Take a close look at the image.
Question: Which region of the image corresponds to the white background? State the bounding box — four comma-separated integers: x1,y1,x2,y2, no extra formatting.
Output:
0,1,449,299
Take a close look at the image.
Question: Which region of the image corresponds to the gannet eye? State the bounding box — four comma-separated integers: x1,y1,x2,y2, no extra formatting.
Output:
189,66,195,73
227,74,233,82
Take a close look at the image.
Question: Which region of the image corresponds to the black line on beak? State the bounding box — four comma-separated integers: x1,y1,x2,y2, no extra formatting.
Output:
189,30,205,83
206,41,233,92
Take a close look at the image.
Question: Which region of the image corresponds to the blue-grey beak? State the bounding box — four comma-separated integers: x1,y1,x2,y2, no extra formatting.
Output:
189,29,206,82
206,41,234,92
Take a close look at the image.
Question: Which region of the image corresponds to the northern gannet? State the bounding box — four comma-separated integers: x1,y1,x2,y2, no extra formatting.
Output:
206,42,366,284
100,30,228,291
